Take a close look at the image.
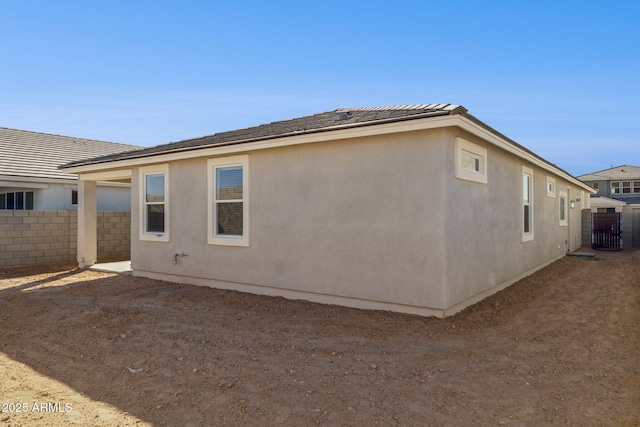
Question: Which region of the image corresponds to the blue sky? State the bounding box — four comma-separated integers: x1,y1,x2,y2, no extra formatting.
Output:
1,1,638,176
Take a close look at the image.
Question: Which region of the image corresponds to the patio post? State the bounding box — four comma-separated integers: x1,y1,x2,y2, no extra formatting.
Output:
77,179,97,268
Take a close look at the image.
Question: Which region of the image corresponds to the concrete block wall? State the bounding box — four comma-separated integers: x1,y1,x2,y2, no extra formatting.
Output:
97,211,131,262
0,210,130,267
625,207,640,248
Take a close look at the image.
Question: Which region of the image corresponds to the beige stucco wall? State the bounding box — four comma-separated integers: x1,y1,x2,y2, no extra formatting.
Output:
127,126,587,317
443,129,585,311
132,129,450,315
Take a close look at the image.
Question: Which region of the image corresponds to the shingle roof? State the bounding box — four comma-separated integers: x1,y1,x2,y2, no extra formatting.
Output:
577,165,640,181
0,127,142,181
61,104,467,168
57,103,590,194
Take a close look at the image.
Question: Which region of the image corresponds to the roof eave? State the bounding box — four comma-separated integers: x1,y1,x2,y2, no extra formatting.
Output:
60,111,593,193
60,109,458,170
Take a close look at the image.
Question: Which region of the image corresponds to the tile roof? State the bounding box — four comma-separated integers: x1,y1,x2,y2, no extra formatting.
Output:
577,165,640,181
57,103,589,194
589,196,627,207
61,104,466,168
0,127,142,181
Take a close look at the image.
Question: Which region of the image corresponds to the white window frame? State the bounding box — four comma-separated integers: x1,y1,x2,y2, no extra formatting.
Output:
546,176,556,198
208,155,249,247
622,180,631,194
522,166,534,242
592,182,599,192
634,181,640,194
559,191,568,227
139,164,170,242
455,137,487,184
611,181,620,194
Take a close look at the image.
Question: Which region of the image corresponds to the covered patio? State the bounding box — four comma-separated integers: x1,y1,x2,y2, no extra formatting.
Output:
76,169,133,268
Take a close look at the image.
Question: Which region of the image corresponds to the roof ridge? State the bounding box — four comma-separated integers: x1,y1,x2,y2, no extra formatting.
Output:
577,164,640,177
60,103,471,168
336,103,462,112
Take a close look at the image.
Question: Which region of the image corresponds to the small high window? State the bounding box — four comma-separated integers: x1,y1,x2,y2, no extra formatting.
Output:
455,137,487,184
461,152,481,172
546,176,556,198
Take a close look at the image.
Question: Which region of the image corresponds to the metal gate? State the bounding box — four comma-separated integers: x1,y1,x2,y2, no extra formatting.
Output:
592,212,622,250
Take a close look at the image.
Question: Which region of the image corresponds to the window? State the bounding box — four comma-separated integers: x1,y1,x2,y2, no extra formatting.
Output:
546,176,556,198
455,137,487,184
634,181,640,194
139,164,169,242
611,182,620,194
461,152,481,172
26,192,34,210
72,190,78,205
522,166,533,242
559,191,568,226
208,155,249,246
622,181,631,194
592,182,599,191
0,191,34,210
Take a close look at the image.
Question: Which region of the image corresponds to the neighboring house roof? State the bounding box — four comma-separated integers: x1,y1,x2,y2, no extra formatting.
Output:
0,127,142,181
59,103,594,193
577,165,640,181
589,196,628,208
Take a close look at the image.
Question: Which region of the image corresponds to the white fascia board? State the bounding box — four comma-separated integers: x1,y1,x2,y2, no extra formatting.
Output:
78,169,132,181
454,116,596,194
60,115,458,174
0,180,51,189
0,175,79,187
62,115,594,193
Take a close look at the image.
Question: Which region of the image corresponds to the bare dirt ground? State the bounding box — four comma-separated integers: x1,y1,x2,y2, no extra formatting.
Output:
1,249,639,427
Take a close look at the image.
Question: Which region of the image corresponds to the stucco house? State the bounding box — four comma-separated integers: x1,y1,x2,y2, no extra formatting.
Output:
0,127,141,211
60,104,594,317
578,165,640,204
577,165,640,249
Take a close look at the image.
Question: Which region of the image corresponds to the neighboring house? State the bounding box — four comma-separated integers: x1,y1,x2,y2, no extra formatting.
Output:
61,104,594,317
0,127,142,267
577,165,640,249
0,127,141,211
578,165,640,204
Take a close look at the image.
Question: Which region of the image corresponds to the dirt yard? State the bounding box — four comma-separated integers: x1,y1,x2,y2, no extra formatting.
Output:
1,249,639,426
